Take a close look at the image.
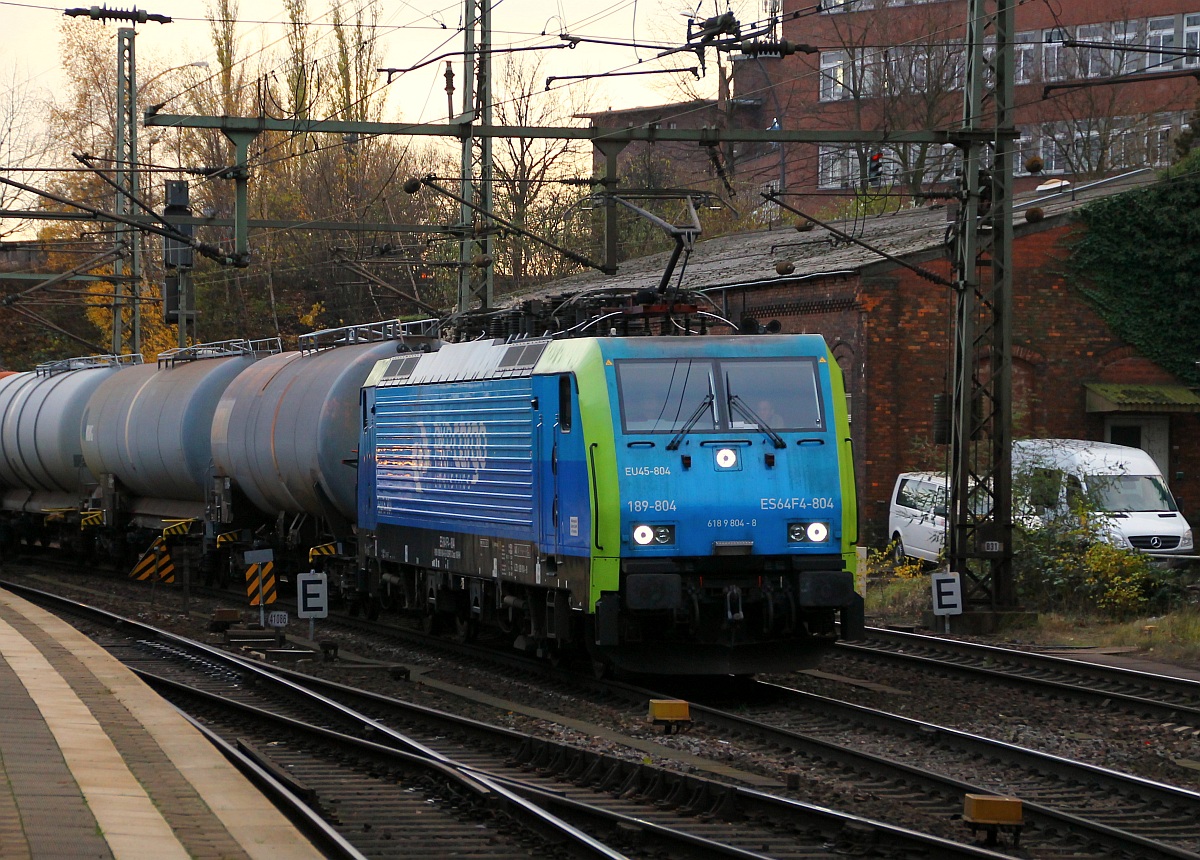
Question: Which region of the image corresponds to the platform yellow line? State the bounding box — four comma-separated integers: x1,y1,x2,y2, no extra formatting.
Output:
0,611,190,860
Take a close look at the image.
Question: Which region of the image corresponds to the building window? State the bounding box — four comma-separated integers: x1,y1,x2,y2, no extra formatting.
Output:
1112,21,1142,74
1185,14,1200,67
820,51,849,100
821,0,874,13
1147,117,1179,166
1043,27,1070,81
1038,124,1067,174
818,145,855,188
1013,129,1034,175
1014,32,1037,84
1075,24,1108,77
1148,17,1176,71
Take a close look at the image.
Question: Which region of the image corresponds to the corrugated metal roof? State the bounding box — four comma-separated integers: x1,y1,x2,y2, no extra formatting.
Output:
531,169,1155,298
1085,383,1200,413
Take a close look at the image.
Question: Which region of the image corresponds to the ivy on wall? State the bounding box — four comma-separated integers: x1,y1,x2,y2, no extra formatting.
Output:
1069,155,1200,387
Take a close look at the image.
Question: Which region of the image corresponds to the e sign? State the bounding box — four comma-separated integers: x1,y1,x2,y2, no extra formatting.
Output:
296,571,329,619
930,571,963,616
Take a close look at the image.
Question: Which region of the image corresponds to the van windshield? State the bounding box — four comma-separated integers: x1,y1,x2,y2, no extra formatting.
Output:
1086,474,1178,513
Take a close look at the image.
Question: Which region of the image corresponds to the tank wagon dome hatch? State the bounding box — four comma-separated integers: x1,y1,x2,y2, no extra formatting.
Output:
0,353,142,513
212,319,440,523
80,339,281,515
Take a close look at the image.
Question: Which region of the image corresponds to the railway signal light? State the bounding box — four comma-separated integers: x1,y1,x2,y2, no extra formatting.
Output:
868,151,884,185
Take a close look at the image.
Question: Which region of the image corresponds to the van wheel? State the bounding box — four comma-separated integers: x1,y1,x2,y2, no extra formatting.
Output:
890,535,906,566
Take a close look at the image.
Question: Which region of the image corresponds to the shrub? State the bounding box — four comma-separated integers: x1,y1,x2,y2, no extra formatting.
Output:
1012,516,1159,620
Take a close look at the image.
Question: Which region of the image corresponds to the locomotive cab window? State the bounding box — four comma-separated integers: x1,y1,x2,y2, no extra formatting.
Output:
615,357,825,434
616,359,716,434
724,358,823,431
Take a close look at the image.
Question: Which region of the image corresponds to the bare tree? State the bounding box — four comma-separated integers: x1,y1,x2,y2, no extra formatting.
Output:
0,66,51,240
492,54,592,292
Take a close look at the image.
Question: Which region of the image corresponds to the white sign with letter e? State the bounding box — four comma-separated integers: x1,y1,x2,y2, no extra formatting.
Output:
296,571,329,619
930,571,963,616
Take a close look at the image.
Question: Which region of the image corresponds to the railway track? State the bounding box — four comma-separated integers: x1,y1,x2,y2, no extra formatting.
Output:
8,580,1011,860
10,568,1200,857
834,626,1200,723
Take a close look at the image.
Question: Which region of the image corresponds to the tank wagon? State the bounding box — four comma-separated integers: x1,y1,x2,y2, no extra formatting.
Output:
357,333,861,674
0,312,862,674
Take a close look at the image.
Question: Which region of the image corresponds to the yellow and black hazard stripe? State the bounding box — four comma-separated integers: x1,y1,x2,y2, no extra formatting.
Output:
130,537,175,583
162,519,196,537
308,542,338,563
216,532,238,547
245,561,277,605
80,511,104,528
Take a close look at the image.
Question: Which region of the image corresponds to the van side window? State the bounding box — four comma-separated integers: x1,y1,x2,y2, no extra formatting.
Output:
1065,475,1084,509
898,479,942,513
897,479,920,509
1028,468,1062,510
931,484,948,517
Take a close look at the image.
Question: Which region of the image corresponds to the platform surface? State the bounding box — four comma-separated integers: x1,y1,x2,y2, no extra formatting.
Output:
0,588,324,859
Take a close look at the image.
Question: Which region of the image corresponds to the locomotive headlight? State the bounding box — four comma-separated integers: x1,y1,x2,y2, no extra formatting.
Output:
633,524,675,546
788,522,831,543
715,447,738,469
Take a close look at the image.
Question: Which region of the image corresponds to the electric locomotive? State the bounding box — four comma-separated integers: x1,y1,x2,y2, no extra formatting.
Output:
358,333,861,675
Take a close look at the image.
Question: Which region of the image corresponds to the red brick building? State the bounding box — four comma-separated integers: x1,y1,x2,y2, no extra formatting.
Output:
581,3,1200,208
734,0,1200,201
549,174,1200,545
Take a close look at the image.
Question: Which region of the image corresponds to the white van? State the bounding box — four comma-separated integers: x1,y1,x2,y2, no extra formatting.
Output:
1012,438,1193,559
887,472,950,564
887,439,1194,564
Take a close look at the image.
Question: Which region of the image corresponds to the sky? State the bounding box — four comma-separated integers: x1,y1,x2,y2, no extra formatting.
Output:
2,0,740,126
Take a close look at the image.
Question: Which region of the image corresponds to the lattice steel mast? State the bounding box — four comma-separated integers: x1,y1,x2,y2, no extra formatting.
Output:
948,0,1017,613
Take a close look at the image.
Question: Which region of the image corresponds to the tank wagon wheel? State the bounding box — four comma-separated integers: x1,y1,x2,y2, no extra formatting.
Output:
377,580,395,611
890,534,906,566
420,607,444,635
453,615,479,643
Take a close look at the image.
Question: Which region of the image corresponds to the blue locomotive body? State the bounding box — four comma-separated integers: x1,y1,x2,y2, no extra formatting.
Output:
359,334,860,674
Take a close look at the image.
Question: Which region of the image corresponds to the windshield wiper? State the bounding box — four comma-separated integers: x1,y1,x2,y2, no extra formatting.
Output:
728,394,787,449
666,393,714,450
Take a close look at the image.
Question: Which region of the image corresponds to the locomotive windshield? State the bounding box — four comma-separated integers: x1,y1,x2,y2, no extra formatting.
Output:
616,357,825,434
